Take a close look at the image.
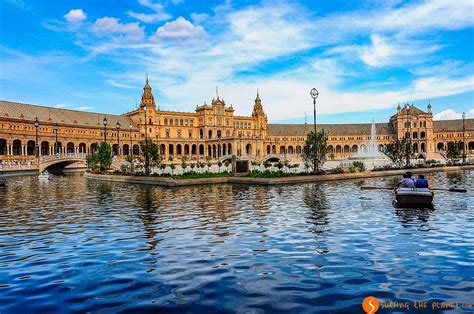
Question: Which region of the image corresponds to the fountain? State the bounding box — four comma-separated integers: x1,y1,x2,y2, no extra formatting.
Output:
339,119,390,170
350,119,387,159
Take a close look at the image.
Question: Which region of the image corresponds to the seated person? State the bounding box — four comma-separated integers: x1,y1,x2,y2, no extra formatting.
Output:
399,173,415,188
415,174,429,189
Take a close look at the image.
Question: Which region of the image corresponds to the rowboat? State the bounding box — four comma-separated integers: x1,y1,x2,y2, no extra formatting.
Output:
395,187,434,207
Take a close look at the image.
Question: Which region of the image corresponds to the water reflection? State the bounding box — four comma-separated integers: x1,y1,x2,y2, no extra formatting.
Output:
0,171,472,313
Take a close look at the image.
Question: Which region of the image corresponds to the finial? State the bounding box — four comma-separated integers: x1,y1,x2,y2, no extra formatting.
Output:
146,73,149,83
216,86,219,100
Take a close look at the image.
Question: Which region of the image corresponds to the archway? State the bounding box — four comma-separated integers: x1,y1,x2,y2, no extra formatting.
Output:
199,144,204,156
279,146,285,154
12,140,21,155
0,139,6,155
296,145,302,154
352,145,358,153
328,145,334,153
336,145,342,153
27,140,35,155
267,145,271,154
437,142,444,151
160,144,166,156
228,143,232,155
133,144,140,155
420,142,426,153
343,145,350,153
288,146,294,154
67,142,75,154
246,144,252,155
112,144,119,155
191,144,197,155
41,141,50,155
123,144,130,156
184,144,190,155
90,143,97,153
413,143,418,153
79,143,87,154
469,142,474,150
168,144,174,156
176,144,182,156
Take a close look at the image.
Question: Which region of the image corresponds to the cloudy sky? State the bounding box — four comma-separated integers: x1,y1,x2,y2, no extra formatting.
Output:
0,0,473,123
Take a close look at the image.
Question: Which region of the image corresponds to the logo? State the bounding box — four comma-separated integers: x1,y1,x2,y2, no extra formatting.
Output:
362,296,380,314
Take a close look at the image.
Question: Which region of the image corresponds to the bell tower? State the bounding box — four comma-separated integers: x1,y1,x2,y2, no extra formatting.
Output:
140,75,156,109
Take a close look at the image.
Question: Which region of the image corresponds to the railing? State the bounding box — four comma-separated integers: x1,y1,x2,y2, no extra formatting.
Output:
39,153,87,163
0,162,38,171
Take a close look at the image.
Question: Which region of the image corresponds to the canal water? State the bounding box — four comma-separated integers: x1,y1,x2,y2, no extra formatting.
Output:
0,171,473,313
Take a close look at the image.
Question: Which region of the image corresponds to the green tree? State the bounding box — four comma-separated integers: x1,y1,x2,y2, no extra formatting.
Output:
301,130,329,174
384,138,411,168
181,156,188,171
86,142,113,173
443,141,463,164
136,139,161,175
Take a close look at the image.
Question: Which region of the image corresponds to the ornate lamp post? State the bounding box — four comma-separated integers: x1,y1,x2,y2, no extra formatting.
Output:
238,133,242,159
462,112,466,164
34,117,39,161
218,132,222,158
129,124,133,156
310,88,319,134
54,123,59,154
116,121,121,156
103,117,108,143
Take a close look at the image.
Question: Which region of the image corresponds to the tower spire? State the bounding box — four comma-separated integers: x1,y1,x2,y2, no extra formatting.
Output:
216,86,219,100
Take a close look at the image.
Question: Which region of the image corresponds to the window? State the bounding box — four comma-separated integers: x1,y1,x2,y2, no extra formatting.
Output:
170,119,173,126
177,130,182,138
164,118,168,125
166,129,170,138
180,119,183,126
188,130,193,138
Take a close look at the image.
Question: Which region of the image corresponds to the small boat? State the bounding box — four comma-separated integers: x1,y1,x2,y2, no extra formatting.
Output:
38,170,53,180
395,187,434,207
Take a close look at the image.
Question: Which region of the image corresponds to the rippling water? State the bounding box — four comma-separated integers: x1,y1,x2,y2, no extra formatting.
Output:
0,171,473,313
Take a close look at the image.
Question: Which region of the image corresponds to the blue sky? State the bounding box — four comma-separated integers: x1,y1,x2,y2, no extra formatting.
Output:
0,0,473,123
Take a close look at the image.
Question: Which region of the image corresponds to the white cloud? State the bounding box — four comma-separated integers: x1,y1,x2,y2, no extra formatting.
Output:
106,79,140,90
360,35,393,67
127,0,171,23
151,17,206,40
64,9,86,23
91,17,144,43
434,108,474,120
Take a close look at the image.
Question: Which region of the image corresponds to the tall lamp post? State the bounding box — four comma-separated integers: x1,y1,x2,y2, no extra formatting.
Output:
462,112,466,164
310,88,319,134
116,122,121,156
103,117,108,143
238,133,242,159
54,123,59,154
34,117,39,163
129,124,133,156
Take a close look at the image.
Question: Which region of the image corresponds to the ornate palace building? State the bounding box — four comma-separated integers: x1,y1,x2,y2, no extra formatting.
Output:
1,78,473,163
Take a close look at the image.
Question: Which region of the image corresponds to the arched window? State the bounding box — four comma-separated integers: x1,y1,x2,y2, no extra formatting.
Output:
164,118,168,125
420,131,426,139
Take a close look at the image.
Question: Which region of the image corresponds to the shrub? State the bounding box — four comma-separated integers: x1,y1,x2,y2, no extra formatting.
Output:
352,161,366,172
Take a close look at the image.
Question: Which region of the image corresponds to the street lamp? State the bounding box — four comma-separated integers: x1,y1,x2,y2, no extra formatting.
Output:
129,124,133,156
238,133,242,159
34,117,39,161
116,121,121,156
462,112,466,164
310,88,319,134
103,117,108,143
54,123,59,154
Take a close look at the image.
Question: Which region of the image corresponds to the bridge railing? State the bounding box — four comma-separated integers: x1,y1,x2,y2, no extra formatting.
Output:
39,153,87,163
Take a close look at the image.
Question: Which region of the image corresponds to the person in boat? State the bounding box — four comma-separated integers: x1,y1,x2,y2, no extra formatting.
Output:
415,174,429,189
398,173,415,188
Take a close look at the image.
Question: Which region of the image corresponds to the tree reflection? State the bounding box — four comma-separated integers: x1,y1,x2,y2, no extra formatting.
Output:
136,186,160,250
303,184,329,253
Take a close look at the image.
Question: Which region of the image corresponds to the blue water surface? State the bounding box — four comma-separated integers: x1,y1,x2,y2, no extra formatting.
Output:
0,170,473,313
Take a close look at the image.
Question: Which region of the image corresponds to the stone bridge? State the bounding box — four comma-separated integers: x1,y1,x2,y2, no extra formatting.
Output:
39,153,87,172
